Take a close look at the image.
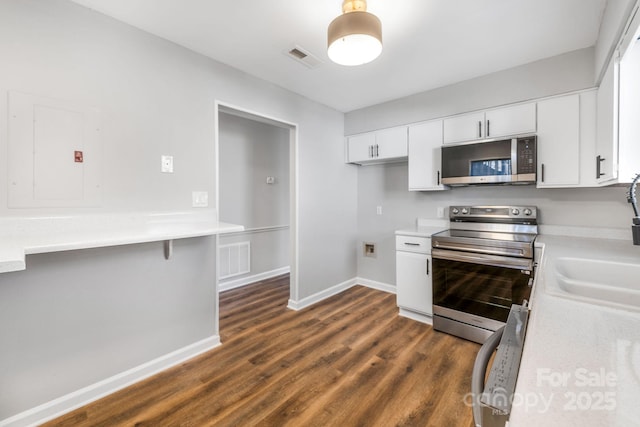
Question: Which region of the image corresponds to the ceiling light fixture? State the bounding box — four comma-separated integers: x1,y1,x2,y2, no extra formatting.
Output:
327,0,382,66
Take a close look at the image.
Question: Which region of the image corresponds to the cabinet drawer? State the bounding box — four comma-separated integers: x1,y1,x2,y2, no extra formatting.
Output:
396,235,431,254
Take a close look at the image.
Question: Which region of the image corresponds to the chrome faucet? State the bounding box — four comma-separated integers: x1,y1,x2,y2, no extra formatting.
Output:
627,173,640,245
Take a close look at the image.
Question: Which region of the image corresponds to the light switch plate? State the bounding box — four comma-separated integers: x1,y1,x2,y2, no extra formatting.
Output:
192,191,208,207
161,155,173,173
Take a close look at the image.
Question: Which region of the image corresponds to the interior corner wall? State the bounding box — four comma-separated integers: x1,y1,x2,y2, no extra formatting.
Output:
218,112,290,284
594,0,637,81
0,0,357,421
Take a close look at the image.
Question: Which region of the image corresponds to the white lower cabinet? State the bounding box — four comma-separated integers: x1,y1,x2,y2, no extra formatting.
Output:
396,235,432,322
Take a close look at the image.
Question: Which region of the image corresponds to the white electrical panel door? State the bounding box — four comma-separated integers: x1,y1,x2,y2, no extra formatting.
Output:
396,251,433,316
8,91,102,207
33,105,85,200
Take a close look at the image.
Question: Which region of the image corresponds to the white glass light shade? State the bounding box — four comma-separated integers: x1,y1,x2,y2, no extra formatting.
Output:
327,11,382,66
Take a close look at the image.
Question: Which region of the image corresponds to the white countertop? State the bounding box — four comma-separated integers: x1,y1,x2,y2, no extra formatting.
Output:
508,235,640,426
0,211,243,273
395,218,448,237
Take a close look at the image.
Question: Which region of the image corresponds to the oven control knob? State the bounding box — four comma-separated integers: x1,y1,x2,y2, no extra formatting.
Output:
461,208,469,214
524,208,532,216
511,208,520,215
452,208,459,214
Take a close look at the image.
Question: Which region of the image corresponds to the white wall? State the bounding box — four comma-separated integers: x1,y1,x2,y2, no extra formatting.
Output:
356,163,632,285
218,112,290,285
219,113,290,229
0,0,357,421
0,238,216,419
345,48,595,135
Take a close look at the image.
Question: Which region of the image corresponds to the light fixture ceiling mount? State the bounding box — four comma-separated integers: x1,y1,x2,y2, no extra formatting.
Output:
327,0,382,66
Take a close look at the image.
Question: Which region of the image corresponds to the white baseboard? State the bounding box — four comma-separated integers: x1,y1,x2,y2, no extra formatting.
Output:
287,277,395,311
354,277,396,294
219,266,290,292
287,277,358,311
0,336,221,427
399,308,433,325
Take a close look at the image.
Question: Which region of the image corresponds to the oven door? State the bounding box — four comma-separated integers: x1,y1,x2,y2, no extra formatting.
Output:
432,248,533,328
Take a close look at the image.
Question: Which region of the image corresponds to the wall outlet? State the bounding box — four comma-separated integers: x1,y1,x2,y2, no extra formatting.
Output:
376,206,383,215
437,206,445,218
161,155,173,173
192,191,208,207
363,242,376,258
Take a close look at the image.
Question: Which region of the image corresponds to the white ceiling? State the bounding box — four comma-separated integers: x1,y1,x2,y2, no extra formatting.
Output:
69,0,607,112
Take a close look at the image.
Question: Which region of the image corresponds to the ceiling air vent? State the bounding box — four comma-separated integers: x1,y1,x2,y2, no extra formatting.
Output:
285,45,322,69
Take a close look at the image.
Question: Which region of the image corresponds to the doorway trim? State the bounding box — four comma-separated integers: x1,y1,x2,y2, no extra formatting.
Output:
214,100,299,334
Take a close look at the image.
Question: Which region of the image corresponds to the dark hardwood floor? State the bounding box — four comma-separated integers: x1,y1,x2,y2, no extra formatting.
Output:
44,275,479,426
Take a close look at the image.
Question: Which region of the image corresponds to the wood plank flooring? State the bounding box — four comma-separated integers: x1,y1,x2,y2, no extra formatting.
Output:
44,275,479,426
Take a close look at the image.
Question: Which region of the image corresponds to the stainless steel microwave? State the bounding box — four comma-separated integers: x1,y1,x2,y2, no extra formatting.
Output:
440,136,537,186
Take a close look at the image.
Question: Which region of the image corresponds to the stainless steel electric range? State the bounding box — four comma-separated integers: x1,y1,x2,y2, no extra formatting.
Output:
431,205,538,344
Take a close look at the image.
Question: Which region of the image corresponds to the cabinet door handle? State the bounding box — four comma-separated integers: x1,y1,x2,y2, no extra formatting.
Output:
437,170,440,186
369,145,373,158
375,144,379,157
426,259,430,275
486,120,490,137
478,121,482,138
541,163,545,183
404,242,420,246
596,155,605,178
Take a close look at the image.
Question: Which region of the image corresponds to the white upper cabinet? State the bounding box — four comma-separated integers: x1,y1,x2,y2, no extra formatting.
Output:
443,102,536,144
484,103,537,139
537,94,581,187
596,58,619,184
346,126,408,165
617,37,640,183
408,120,447,191
346,132,376,164
376,126,409,159
442,111,485,144
536,90,597,188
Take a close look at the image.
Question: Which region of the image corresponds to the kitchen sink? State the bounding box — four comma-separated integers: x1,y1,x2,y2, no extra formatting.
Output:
553,257,640,309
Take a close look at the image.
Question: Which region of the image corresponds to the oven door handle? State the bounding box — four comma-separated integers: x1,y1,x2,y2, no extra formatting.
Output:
432,241,528,258
432,248,533,270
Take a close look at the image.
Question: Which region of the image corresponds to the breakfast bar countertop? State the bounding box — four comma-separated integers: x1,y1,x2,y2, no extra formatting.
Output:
0,211,243,274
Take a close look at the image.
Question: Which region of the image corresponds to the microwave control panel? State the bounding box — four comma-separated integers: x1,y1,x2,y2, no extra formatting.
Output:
516,137,536,174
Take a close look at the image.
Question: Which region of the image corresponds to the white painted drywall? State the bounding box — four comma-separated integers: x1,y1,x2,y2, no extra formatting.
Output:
0,238,216,418
0,0,357,421
345,48,595,135
355,163,633,286
218,112,290,284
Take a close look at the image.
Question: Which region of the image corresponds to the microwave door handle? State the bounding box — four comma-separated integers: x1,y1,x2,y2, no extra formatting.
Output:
472,325,505,427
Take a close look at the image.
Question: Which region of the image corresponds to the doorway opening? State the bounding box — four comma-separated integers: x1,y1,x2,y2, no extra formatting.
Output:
214,102,298,338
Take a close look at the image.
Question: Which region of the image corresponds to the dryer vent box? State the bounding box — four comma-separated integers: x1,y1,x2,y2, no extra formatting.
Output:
363,242,376,258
